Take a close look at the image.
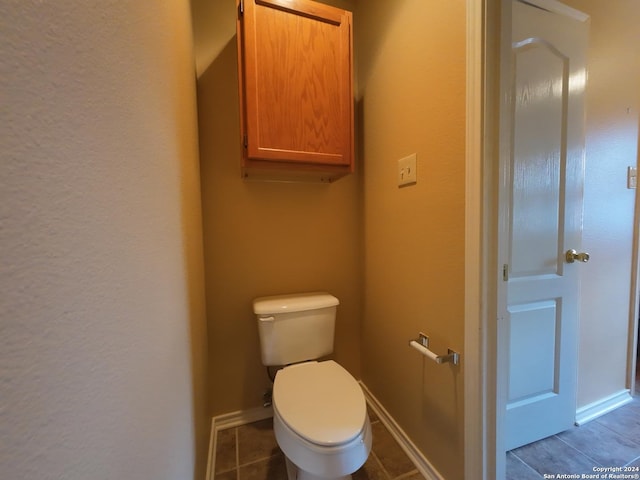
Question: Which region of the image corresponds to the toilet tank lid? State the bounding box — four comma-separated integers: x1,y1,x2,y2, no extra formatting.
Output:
253,292,339,315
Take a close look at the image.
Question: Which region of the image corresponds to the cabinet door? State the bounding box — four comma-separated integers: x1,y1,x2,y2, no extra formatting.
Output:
238,0,354,180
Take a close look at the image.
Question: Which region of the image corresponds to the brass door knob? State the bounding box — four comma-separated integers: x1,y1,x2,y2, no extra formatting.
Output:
565,249,590,263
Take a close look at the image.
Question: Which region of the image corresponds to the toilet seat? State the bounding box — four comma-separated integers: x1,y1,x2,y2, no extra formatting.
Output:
273,360,367,447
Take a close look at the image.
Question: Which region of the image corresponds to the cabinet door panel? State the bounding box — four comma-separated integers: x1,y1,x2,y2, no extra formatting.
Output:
238,0,354,180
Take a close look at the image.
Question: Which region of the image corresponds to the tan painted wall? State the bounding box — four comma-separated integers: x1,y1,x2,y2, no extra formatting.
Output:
1,1,208,478
356,1,467,479
194,1,469,476
562,0,640,409
194,0,362,416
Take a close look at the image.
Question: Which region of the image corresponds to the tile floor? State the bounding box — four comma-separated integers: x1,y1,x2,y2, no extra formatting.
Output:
212,390,640,480
507,391,640,479
212,407,427,480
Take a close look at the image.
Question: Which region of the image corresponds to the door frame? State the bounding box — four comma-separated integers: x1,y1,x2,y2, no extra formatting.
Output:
466,1,640,479
464,0,502,475
463,0,494,478
466,1,552,477
630,121,640,396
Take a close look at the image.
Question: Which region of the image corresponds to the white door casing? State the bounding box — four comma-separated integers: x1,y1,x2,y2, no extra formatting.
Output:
501,0,589,451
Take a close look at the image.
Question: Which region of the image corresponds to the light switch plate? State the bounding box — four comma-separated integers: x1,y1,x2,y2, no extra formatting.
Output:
628,166,637,189
398,153,417,187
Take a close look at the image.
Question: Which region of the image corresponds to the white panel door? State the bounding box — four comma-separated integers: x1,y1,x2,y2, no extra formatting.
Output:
504,0,589,450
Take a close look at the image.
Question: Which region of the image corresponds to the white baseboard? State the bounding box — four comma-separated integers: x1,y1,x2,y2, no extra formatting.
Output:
575,389,633,426
205,384,443,480
359,382,445,480
205,405,274,480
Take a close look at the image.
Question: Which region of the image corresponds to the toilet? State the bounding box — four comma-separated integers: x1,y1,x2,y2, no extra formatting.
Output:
253,292,372,480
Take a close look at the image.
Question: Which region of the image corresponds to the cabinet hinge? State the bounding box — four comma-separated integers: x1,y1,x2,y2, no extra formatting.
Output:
243,134,248,148
503,264,509,282
239,0,244,15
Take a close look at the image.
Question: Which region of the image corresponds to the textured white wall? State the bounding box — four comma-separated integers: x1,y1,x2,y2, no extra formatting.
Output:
1,1,207,479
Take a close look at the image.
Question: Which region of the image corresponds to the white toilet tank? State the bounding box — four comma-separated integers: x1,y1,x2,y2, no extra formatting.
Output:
253,292,339,366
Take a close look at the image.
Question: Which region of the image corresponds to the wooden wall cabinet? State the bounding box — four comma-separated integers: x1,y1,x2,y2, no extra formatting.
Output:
236,0,354,182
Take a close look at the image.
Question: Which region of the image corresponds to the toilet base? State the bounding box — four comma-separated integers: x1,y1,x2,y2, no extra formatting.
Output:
284,456,351,480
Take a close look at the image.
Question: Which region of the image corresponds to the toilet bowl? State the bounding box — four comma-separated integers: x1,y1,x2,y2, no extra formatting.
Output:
272,361,371,480
253,292,372,480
